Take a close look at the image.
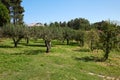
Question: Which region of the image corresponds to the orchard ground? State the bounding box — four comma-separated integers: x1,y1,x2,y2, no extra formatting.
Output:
0,38,120,80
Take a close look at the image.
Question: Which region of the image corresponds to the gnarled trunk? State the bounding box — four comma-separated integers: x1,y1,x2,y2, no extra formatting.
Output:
12,37,22,48
45,40,51,53
103,32,111,61
103,43,110,61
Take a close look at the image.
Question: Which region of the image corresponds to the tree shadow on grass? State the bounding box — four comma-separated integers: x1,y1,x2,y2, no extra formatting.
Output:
69,42,80,46
53,41,79,46
19,42,46,47
26,44,45,47
18,42,26,46
12,49,45,55
74,56,103,62
74,48,90,52
0,45,14,48
0,45,23,48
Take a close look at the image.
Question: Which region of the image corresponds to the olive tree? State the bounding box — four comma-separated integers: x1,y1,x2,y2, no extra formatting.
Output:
99,22,117,61
86,29,100,51
62,27,75,45
24,27,33,44
32,26,63,53
113,26,120,51
2,24,25,47
42,26,63,53
74,30,85,47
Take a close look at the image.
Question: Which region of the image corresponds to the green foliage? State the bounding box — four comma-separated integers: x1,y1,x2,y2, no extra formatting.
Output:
67,18,90,30
41,26,63,53
0,2,10,27
60,21,67,27
2,24,25,37
10,0,24,24
114,26,120,50
0,0,10,10
74,30,85,47
62,27,75,45
99,21,117,61
1,0,24,24
30,26,63,53
86,29,100,51
2,24,26,47
91,20,119,61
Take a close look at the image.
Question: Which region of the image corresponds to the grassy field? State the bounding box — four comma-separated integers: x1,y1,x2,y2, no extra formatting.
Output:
0,39,120,80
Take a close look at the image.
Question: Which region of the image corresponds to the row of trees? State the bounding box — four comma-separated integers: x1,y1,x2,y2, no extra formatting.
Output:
49,18,90,30
0,20,120,61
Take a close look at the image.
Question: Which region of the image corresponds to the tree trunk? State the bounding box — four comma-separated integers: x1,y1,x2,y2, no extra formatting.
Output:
12,37,22,48
103,32,110,61
103,43,110,61
45,40,51,53
67,39,69,45
103,52,109,61
14,41,18,48
26,37,29,44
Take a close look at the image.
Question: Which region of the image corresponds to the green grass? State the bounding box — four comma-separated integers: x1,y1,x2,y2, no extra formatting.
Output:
0,39,120,80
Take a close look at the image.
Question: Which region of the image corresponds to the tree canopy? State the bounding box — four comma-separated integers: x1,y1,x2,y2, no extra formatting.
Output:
0,0,24,25
0,2,10,27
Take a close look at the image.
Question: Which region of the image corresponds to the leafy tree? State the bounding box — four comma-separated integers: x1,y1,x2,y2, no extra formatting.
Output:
112,25,120,51
62,27,75,45
67,18,90,30
99,21,117,61
116,34,120,50
0,0,10,10
49,22,55,27
86,29,100,51
2,24,25,47
74,30,85,47
54,22,60,27
67,19,74,29
91,21,110,31
32,26,63,53
29,26,46,43
0,2,10,27
41,26,63,53
49,22,61,27
60,21,67,27
24,27,31,44
1,0,24,25
10,0,24,24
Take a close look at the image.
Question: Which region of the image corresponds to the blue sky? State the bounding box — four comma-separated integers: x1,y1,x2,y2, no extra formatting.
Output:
22,0,120,24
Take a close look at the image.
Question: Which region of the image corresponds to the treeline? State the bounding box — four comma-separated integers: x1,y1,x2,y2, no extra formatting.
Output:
0,19,120,61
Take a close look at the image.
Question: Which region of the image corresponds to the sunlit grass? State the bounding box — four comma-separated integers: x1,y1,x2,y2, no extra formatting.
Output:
0,38,120,80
